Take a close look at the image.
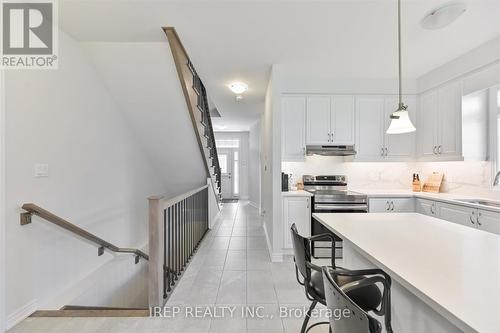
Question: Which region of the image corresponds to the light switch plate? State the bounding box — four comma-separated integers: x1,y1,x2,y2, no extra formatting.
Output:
34,163,49,177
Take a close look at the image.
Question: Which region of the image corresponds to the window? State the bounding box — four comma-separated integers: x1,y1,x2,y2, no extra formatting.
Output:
216,139,240,148
233,151,239,196
219,154,228,174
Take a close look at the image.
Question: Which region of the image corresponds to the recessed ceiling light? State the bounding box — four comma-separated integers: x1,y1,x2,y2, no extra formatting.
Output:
421,2,466,30
229,82,248,94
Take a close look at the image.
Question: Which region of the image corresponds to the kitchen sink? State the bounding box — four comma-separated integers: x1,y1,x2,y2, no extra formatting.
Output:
455,199,500,208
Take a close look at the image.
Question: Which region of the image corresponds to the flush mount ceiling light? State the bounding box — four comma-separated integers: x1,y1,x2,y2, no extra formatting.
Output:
421,2,466,30
387,0,416,135
228,82,248,94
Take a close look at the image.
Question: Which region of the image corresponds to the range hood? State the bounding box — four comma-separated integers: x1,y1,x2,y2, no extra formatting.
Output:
306,145,357,156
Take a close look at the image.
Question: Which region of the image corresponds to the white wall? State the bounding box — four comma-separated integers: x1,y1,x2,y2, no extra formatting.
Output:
4,31,167,327
248,120,261,210
1,69,6,333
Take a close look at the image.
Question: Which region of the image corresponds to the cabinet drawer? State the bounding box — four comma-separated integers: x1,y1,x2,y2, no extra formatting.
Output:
415,199,438,217
369,198,415,213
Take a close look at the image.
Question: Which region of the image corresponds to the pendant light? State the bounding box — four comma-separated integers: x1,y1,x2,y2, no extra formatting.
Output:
387,0,416,134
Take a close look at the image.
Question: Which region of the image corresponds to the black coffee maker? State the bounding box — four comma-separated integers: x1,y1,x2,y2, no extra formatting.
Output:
281,172,289,192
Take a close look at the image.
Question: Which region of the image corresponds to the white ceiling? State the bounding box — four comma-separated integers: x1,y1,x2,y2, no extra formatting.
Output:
60,0,500,131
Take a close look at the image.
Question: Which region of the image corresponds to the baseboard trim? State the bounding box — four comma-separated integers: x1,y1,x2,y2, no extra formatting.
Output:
6,299,37,330
263,222,283,262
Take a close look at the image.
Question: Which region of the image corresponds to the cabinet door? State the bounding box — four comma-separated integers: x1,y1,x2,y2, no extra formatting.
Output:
418,90,439,159
478,210,500,235
384,96,417,160
437,202,477,228
306,96,331,145
369,199,392,212
416,199,437,217
331,96,355,145
355,97,385,161
282,197,311,249
391,198,415,212
282,96,306,161
438,81,463,159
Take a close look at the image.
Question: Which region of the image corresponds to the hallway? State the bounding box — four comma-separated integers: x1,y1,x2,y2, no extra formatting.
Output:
9,202,328,333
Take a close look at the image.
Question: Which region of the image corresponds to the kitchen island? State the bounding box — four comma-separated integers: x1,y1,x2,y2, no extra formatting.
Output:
313,212,500,333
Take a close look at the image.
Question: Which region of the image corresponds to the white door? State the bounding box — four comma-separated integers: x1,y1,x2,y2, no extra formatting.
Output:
332,96,355,145
438,81,463,158
355,97,385,161
477,210,500,235
218,149,233,199
306,96,331,145
384,96,416,160
418,90,439,158
282,96,306,161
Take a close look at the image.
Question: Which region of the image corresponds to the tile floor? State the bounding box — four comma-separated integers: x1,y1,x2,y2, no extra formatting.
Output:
9,201,329,333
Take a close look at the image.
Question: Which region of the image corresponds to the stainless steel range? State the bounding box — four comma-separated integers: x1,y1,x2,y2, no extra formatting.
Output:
303,175,368,259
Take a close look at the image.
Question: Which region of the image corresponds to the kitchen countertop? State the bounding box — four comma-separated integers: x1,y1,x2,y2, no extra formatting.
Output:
281,190,313,197
354,189,500,213
313,212,500,333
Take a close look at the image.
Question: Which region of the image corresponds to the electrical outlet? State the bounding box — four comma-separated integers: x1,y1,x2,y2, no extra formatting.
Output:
34,163,49,177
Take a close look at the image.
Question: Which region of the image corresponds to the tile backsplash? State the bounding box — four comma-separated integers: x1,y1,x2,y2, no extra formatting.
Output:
282,156,500,200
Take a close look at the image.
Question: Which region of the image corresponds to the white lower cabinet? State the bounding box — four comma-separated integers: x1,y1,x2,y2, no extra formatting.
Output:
436,202,476,228
415,199,438,217
416,199,500,235
369,198,415,213
282,196,311,249
477,209,500,235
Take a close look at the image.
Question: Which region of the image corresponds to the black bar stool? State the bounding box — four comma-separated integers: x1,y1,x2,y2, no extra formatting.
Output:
322,266,393,333
290,224,392,333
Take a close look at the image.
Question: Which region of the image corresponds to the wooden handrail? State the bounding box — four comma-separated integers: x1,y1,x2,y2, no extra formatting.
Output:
148,184,209,210
20,203,149,263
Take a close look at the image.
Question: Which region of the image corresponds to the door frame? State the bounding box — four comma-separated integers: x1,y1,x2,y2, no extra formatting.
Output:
219,147,240,199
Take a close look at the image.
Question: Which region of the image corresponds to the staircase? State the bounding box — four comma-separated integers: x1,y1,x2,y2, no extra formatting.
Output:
163,27,222,203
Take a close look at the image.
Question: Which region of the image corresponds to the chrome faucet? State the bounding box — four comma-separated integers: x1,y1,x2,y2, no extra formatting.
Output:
494,171,500,186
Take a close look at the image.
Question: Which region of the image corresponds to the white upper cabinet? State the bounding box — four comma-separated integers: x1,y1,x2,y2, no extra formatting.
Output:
282,96,306,161
356,97,385,161
438,81,463,158
332,96,356,145
306,95,355,145
418,80,463,161
418,90,439,158
306,96,331,145
384,96,417,160
356,96,416,161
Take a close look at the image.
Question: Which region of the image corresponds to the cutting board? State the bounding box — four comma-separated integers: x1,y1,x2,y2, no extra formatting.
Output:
422,172,444,193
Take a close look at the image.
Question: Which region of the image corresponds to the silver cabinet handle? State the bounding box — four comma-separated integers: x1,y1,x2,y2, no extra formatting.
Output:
381,148,384,156
390,201,395,211
433,146,437,155
430,203,435,215
477,212,482,226
470,211,476,225
438,145,442,154
385,148,389,157
327,133,330,142
386,201,390,211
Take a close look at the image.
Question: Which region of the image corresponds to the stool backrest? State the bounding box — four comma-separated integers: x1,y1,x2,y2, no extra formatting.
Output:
322,267,378,333
290,224,311,279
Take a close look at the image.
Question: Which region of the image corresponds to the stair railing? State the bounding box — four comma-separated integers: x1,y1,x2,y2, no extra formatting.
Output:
163,27,222,201
20,203,149,263
148,185,209,307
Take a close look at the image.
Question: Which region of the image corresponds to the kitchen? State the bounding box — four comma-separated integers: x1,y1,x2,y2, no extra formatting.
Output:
266,4,500,332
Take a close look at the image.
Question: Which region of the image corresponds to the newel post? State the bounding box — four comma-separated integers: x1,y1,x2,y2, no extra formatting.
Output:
148,195,164,308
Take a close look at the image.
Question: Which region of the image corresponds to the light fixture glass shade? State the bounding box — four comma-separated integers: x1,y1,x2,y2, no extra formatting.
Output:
386,110,416,134
229,82,248,94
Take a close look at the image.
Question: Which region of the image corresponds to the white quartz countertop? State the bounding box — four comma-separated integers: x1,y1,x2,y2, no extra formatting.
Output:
281,190,313,197
313,212,500,333
354,189,500,213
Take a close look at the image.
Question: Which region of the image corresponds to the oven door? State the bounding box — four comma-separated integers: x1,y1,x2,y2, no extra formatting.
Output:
311,203,368,259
